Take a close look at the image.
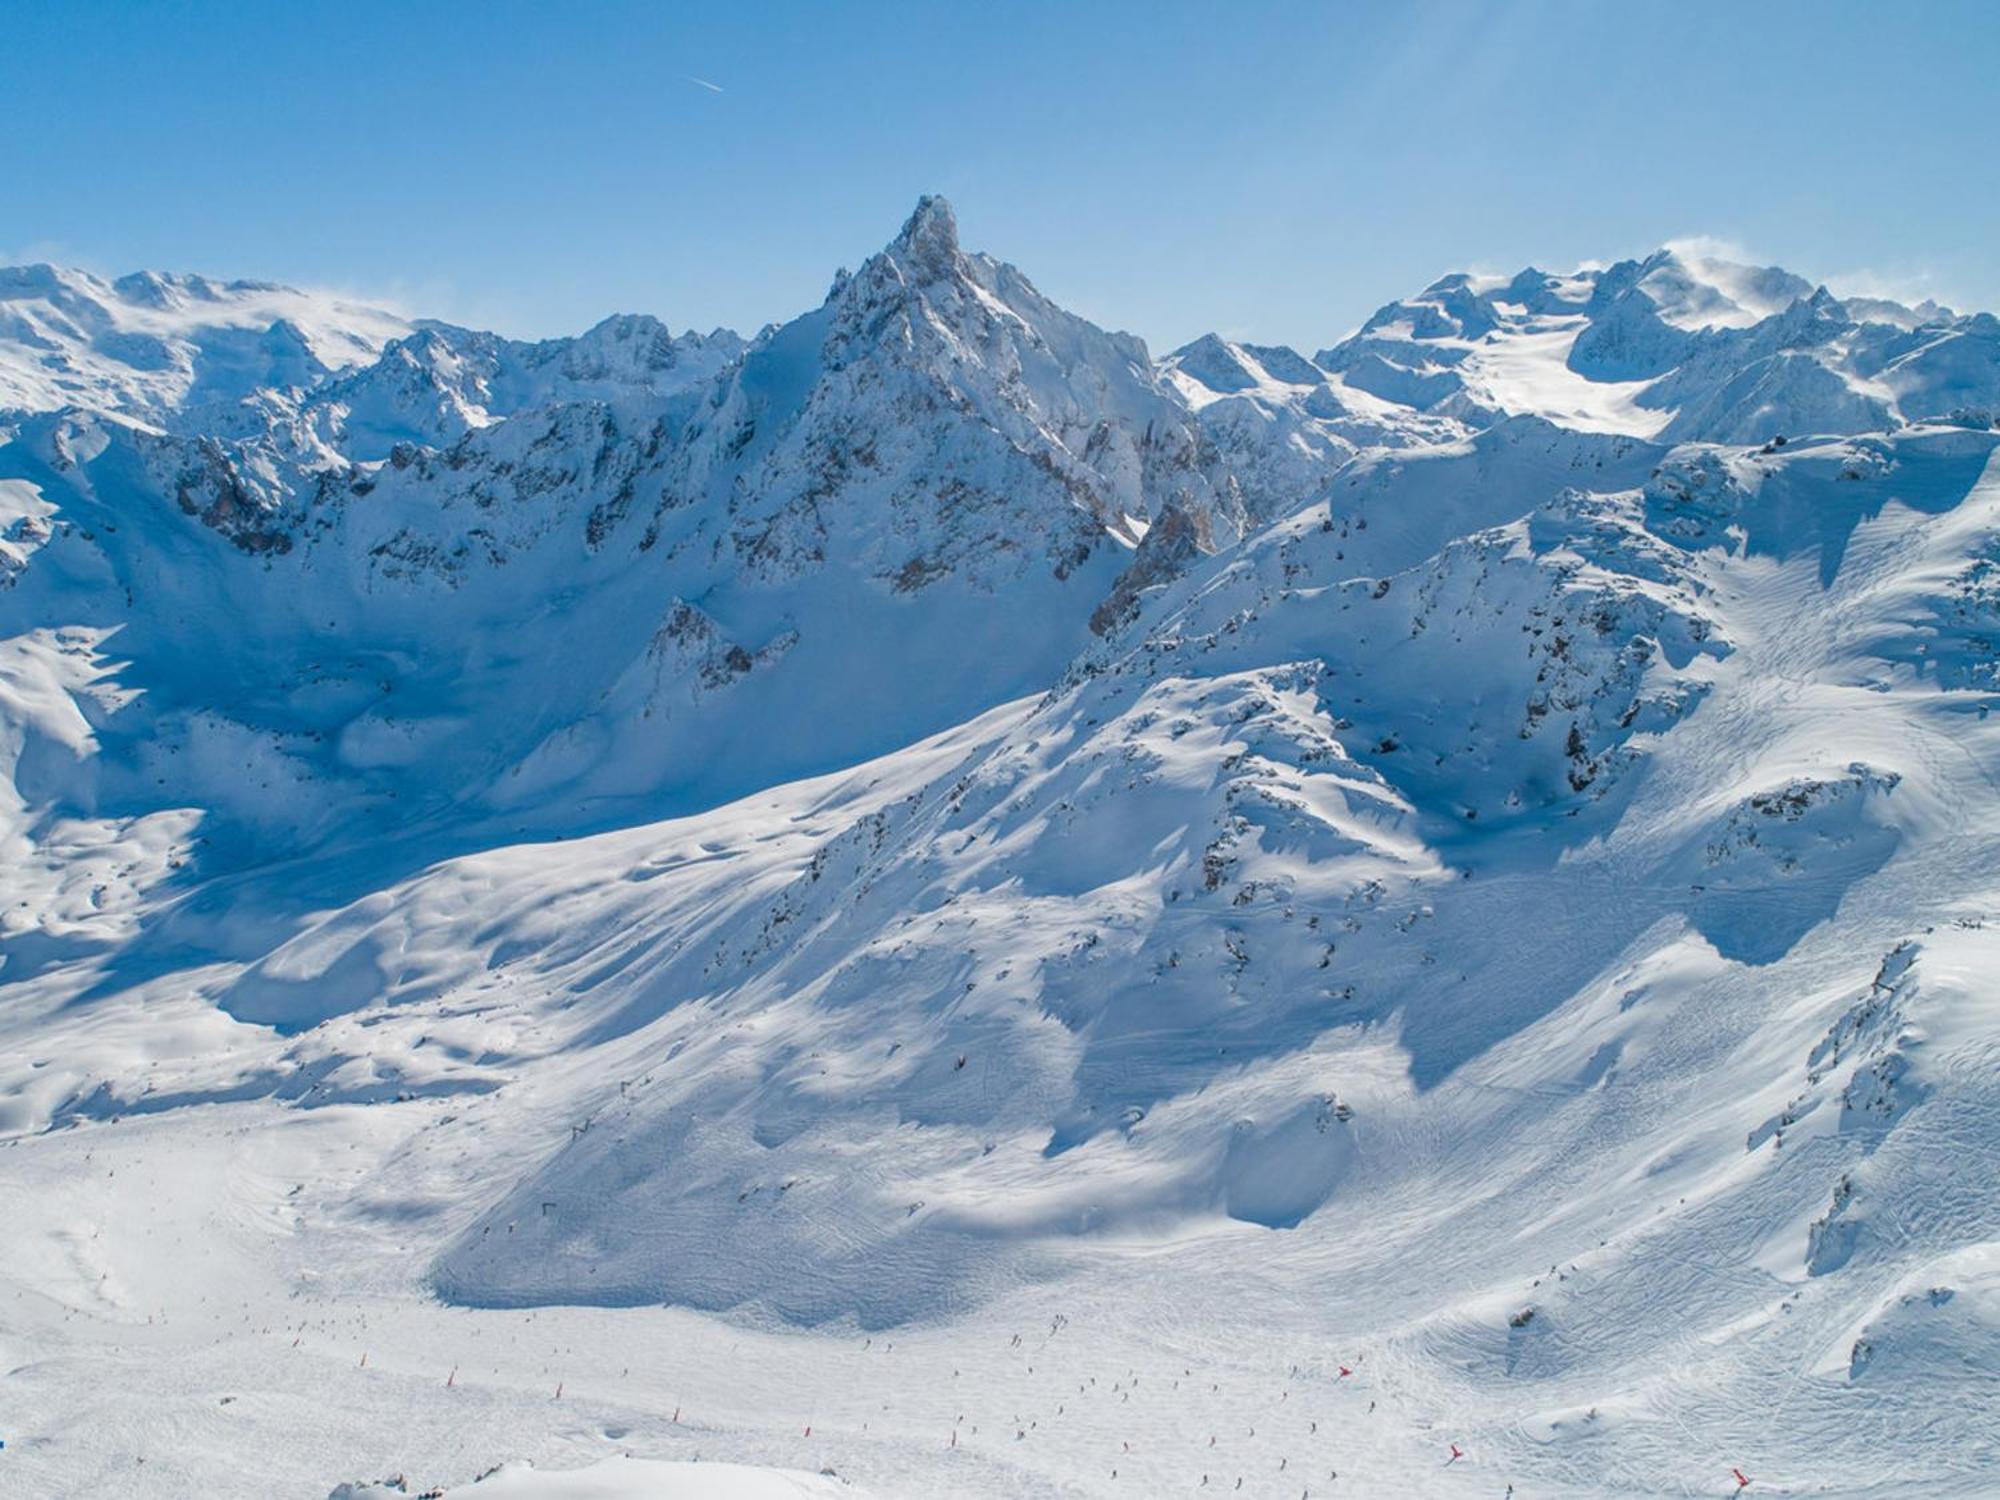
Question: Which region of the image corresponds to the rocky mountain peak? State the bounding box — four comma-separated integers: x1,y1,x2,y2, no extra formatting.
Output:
893,193,961,263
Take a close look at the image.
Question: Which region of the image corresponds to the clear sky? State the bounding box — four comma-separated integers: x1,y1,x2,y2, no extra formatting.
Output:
7,0,1998,352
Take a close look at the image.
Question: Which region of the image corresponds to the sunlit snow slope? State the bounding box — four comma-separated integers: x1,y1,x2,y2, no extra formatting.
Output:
3,203,1999,1499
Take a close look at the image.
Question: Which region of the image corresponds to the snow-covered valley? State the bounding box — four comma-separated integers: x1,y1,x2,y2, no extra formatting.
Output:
3,200,1999,1498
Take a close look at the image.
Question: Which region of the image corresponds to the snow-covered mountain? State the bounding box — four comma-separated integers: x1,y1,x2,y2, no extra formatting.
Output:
0,262,413,418
0,198,1307,885
1314,246,2000,442
4,205,1999,1499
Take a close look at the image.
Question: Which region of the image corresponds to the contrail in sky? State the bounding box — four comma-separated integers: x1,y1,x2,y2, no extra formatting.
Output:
686,76,724,93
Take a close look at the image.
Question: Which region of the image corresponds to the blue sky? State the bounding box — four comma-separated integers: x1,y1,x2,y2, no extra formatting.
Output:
7,0,1998,351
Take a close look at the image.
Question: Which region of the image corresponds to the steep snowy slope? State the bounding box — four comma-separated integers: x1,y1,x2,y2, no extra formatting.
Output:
3,215,2000,1499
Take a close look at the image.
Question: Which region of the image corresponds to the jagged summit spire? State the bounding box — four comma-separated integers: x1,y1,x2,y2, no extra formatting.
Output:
832,196,966,306
895,194,959,255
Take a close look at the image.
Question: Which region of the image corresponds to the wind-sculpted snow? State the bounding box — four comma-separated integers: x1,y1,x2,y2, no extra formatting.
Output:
5,208,2000,1497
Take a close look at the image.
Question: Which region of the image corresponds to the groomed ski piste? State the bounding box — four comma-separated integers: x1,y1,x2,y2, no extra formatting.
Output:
3,202,1998,1497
